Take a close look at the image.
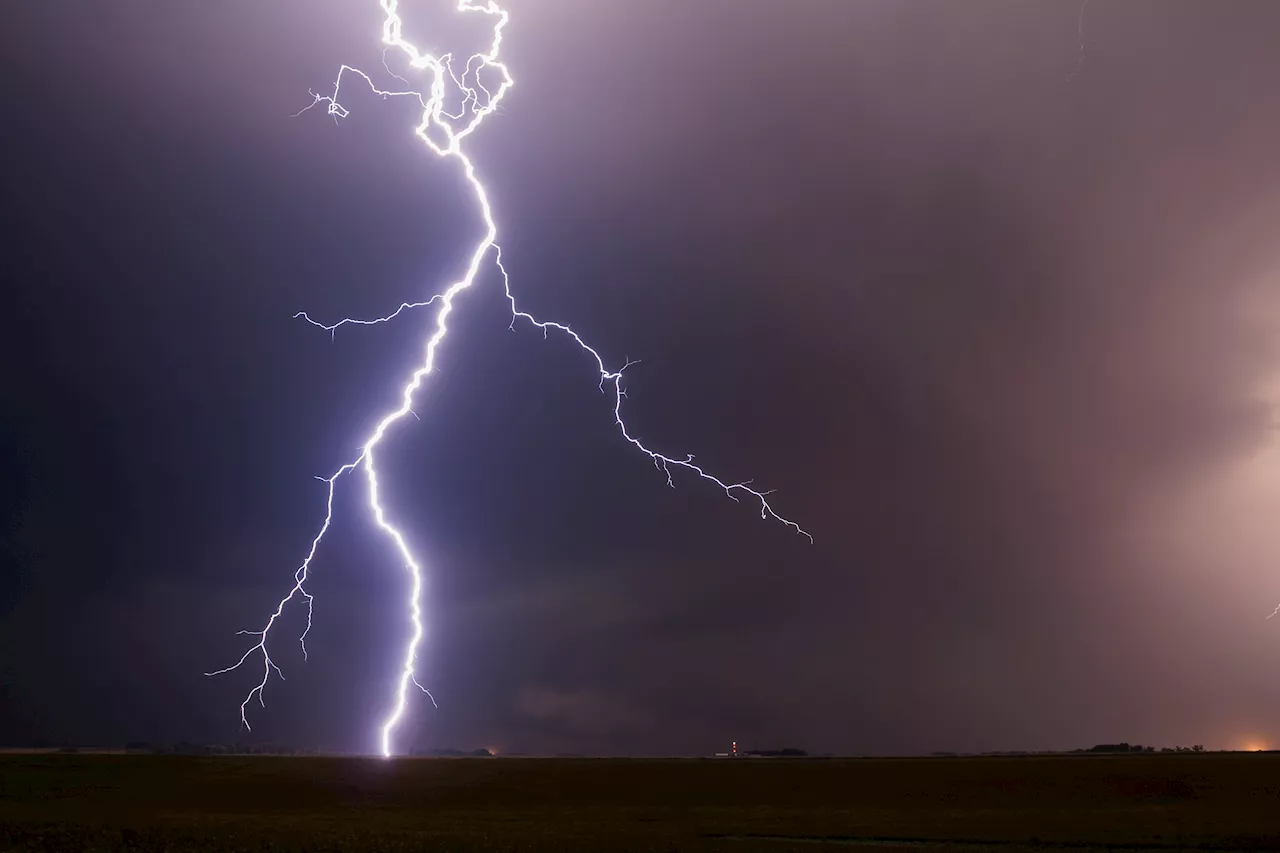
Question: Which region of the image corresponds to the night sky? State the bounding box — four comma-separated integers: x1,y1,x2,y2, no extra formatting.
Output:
4,0,1280,757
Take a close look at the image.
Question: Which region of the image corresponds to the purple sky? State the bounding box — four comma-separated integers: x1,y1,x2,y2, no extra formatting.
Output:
3,0,1280,755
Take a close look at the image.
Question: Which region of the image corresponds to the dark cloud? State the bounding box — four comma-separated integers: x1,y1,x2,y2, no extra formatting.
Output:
4,0,1280,756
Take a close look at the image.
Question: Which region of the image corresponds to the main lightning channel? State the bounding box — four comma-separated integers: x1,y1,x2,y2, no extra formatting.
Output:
208,0,807,758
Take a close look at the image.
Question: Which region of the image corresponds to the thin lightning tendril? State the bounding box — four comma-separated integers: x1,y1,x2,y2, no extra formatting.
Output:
294,295,444,340
1067,0,1092,81
208,0,808,758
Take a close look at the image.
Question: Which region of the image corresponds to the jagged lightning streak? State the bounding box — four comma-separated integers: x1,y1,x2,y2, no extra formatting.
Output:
209,0,808,758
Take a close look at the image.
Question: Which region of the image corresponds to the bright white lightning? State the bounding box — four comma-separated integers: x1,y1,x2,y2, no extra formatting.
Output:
209,0,808,758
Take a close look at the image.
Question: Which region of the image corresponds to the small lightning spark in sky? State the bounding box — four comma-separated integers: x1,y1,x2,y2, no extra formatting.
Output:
1067,0,1093,81
208,0,808,758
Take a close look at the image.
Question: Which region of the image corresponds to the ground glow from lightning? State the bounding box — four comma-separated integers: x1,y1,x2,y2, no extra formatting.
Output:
208,0,809,758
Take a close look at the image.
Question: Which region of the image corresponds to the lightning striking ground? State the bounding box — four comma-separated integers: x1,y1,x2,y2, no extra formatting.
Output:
208,0,808,758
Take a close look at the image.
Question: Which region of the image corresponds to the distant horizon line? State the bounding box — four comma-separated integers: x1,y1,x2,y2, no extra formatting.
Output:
1,744,1272,759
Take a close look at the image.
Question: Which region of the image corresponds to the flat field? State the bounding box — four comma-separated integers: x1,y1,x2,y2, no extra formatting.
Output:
2,753,1279,852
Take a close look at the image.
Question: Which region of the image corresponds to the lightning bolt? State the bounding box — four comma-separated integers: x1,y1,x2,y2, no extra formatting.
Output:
208,0,809,758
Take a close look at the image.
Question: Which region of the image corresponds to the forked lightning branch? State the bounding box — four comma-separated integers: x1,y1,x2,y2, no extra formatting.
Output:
207,0,809,758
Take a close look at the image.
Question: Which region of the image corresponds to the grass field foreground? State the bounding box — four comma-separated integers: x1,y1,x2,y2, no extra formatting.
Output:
2,753,1279,851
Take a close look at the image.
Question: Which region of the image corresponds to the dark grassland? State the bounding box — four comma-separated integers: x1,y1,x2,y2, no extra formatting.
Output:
2,753,1279,852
